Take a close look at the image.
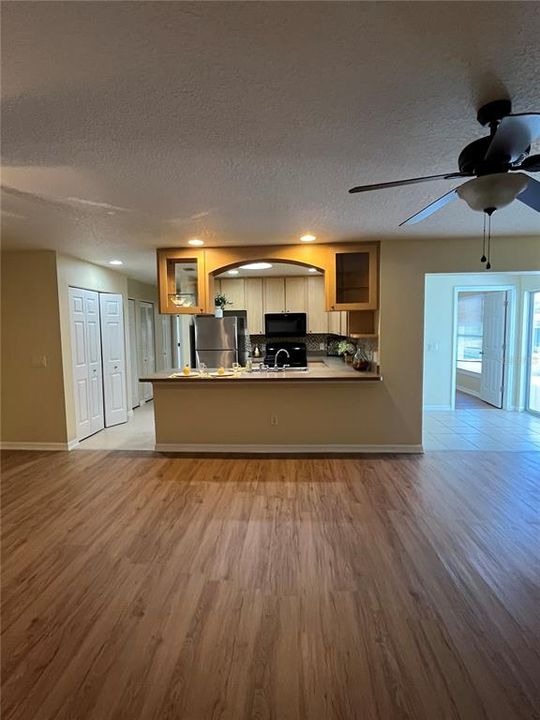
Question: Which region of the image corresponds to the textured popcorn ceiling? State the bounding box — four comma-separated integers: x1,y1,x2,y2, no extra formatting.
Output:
1,1,539,282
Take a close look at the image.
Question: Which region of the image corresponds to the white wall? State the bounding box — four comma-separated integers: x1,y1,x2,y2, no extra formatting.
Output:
423,272,540,410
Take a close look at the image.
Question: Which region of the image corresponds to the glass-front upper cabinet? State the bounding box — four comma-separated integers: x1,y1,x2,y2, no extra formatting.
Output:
157,249,206,314
326,243,378,311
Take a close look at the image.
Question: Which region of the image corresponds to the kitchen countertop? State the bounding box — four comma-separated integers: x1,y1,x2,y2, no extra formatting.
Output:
140,357,382,383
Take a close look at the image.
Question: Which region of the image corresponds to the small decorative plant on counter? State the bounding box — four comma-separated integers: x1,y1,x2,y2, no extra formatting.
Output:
337,339,357,364
214,293,231,318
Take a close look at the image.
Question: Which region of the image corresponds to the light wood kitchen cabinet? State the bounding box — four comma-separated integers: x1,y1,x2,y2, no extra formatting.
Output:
244,278,264,334
327,243,378,311
220,278,245,310
263,278,286,313
284,277,307,312
307,276,328,334
157,249,206,314
327,311,348,336
212,274,351,337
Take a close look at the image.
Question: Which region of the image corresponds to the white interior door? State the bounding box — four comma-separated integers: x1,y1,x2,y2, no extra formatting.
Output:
128,299,139,409
100,293,128,426
480,291,507,408
140,302,156,401
161,315,173,371
69,287,104,441
174,315,191,368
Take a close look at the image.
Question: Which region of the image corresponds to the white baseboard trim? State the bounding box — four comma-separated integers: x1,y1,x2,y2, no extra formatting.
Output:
1,441,74,452
155,443,424,454
423,405,452,411
456,386,481,399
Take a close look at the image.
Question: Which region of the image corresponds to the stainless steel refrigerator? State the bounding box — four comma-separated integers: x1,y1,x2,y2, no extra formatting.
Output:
192,315,240,369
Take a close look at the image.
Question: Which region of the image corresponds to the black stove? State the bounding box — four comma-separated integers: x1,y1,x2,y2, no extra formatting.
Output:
264,342,307,368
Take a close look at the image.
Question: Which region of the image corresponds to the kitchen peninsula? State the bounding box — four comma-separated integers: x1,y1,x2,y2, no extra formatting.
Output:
141,359,389,452
145,239,422,453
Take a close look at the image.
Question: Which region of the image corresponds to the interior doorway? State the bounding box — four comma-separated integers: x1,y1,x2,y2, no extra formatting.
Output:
423,272,540,453
454,289,509,409
139,301,156,402
526,290,540,416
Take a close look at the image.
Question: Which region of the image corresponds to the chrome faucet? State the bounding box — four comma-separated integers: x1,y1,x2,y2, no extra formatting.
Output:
274,348,290,369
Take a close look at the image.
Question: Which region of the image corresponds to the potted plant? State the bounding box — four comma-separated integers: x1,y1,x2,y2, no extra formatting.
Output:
214,293,231,318
337,339,356,364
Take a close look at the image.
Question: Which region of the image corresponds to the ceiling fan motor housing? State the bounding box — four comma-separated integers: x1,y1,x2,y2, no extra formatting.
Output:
476,99,513,127
458,137,495,175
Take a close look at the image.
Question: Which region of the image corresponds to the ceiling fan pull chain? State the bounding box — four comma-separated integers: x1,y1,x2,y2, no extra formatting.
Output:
481,212,487,263
486,212,492,270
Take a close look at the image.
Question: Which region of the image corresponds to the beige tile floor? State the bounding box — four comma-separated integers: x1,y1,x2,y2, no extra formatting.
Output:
424,395,540,452
77,401,155,451
77,395,540,453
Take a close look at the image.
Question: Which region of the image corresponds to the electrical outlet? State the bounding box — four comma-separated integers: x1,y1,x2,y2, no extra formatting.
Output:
270,415,278,425
319,342,325,350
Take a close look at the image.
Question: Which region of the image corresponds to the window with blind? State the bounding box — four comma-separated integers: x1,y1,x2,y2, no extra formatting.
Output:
457,293,483,373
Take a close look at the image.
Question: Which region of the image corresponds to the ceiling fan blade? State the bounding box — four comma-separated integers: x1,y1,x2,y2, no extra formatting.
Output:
485,113,540,163
399,187,460,226
515,154,540,172
516,177,540,212
349,172,466,194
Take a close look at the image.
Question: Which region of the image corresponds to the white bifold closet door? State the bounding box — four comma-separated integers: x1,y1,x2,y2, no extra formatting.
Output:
69,288,105,441
99,293,128,426
139,301,156,401
161,315,173,371
128,299,140,409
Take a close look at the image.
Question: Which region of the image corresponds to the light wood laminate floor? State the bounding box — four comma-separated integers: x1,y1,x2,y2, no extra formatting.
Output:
2,450,539,720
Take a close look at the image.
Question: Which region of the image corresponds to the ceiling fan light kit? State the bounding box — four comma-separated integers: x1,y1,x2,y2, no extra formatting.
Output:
456,172,530,212
349,98,540,268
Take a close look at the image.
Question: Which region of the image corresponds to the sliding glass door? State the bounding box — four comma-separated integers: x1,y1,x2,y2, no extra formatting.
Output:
527,291,540,415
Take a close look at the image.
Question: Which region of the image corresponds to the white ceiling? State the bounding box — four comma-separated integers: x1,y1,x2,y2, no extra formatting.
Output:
2,1,540,283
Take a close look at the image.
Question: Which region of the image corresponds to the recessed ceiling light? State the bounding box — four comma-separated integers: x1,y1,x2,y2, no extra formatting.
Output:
308,267,318,273
300,234,316,242
228,269,239,275
109,260,123,266
188,238,204,246
239,262,273,270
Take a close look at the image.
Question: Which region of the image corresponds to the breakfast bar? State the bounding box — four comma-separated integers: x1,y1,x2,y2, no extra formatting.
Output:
140,359,390,453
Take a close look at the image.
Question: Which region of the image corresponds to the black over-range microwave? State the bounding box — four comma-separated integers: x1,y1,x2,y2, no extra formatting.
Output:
264,312,307,337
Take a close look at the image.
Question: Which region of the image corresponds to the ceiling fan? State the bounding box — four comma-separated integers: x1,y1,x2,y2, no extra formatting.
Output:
349,99,540,226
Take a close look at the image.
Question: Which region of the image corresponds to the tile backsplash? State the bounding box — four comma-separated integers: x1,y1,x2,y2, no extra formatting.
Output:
248,333,377,358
